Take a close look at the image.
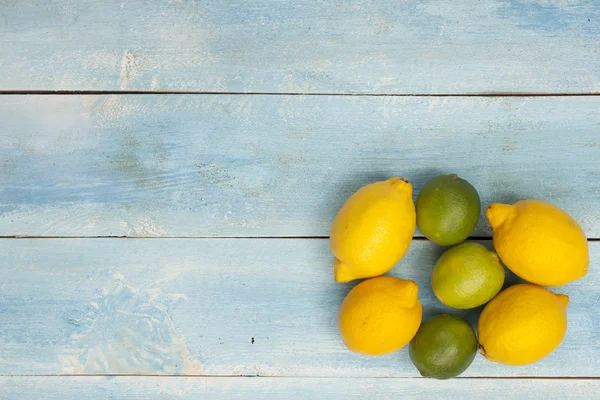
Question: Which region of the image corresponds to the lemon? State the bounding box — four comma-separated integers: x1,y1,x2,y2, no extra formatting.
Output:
330,177,416,282
338,276,422,356
409,314,477,379
487,200,588,286
432,242,504,309
478,284,568,366
416,174,481,246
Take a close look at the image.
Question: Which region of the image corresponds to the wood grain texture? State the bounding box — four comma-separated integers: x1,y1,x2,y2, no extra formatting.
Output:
0,238,597,377
1,0,599,93
2,376,599,399
1,95,599,238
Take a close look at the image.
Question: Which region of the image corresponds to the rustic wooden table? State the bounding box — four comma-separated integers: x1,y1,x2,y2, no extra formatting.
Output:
1,1,599,398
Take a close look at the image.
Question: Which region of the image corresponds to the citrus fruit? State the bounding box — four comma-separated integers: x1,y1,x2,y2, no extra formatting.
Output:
339,276,422,356
478,284,568,366
330,177,416,282
487,200,588,286
416,174,480,246
409,314,477,379
432,242,504,309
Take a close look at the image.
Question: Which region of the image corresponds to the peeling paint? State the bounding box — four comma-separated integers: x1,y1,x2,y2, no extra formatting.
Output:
60,273,202,374
119,51,140,90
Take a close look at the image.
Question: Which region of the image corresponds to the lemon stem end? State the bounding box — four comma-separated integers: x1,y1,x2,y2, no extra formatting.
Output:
333,258,353,283
486,203,515,228
398,280,419,308
387,177,413,196
556,294,569,309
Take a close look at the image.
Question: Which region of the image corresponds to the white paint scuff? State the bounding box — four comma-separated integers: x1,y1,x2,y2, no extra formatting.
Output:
150,76,159,91
60,273,202,375
119,51,140,90
119,217,167,236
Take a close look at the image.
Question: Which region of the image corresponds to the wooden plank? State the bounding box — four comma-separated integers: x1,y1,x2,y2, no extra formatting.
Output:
0,238,597,377
1,1,599,93
1,377,599,399
1,95,599,238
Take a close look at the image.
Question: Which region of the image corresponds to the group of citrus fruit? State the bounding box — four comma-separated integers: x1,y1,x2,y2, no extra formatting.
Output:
330,174,589,379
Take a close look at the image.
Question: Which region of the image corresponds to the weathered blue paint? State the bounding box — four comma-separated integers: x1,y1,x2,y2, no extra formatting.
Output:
1,95,599,238
0,239,597,377
1,376,598,399
0,1,599,93
1,0,599,393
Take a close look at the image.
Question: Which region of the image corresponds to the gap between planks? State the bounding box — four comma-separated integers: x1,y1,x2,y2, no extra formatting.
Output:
0,236,599,241
0,91,600,97
1,374,599,380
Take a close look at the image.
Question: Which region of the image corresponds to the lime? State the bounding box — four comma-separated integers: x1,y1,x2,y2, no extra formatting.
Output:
432,242,504,309
416,174,480,245
409,314,477,379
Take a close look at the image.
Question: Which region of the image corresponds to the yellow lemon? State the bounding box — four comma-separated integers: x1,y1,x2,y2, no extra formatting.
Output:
478,284,568,366
330,177,416,282
339,276,422,356
487,200,588,286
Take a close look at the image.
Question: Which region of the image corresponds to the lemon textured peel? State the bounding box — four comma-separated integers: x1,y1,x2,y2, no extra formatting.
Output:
338,276,422,356
330,177,416,283
487,200,588,286
478,284,568,366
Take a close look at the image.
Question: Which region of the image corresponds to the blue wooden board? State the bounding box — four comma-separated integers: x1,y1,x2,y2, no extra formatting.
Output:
1,377,598,399
2,0,600,395
0,238,597,377
1,1,599,93
1,95,599,238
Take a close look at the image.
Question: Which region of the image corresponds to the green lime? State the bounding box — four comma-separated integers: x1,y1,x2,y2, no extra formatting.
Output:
409,314,477,379
432,242,504,309
416,174,480,245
